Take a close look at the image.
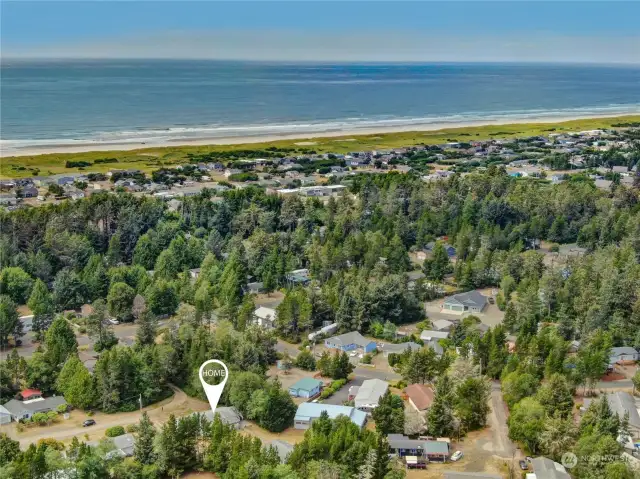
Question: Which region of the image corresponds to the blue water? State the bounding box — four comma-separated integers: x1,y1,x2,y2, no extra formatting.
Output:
1,60,639,150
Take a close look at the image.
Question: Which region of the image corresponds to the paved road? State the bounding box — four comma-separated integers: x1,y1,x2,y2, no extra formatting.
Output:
323,377,364,405
486,381,517,458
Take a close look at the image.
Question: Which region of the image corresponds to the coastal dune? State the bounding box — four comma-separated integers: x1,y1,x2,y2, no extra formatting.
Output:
2,111,639,158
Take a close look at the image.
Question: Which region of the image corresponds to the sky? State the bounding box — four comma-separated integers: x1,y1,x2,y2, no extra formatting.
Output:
2,1,640,63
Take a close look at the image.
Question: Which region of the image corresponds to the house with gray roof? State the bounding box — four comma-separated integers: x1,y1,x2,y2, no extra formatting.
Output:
87,433,135,459
584,392,640,438
380,342,421,357
609,346,639,366
354,379,388,412
325,331,377,353
1,396,67,422
529,457,570,479
419,330,449,356
192,406,244,429
387,434,450,462
0,406,12,425
443,291,488,314
294,403,367,430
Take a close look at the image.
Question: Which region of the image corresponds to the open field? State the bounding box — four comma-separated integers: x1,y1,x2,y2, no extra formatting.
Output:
1,115,639,178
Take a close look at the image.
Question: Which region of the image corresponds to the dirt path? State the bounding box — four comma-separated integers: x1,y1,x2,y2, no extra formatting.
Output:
1,385,210,448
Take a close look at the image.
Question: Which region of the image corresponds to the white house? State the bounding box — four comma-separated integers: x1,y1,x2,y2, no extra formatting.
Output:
353,379,389,413
254,306,277,329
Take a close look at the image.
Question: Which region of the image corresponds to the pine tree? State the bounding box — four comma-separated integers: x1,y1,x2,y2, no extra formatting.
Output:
44,315,78,370
134,412,156,465
427,375,455,437
136,309,158,347
373,434,391,479
332,351,354,380
56,355,96,409
27,279,54,341
82,255,109,301
358,449,377,479
106,232,122,267
372,392,405,435
157,414,179,476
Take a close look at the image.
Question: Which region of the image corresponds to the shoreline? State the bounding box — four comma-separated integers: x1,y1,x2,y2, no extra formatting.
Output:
2,111,639,158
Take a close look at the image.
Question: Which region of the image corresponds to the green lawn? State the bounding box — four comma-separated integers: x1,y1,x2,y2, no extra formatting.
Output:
2,115,638,179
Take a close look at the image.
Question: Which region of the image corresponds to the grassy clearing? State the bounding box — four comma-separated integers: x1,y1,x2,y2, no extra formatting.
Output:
2,115,639,179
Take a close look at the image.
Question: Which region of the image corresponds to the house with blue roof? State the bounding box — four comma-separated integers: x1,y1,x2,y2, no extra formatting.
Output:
288,378,323,398
294,403,367,430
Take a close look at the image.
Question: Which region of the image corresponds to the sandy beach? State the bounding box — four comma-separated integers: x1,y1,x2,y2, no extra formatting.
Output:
2,111,637,158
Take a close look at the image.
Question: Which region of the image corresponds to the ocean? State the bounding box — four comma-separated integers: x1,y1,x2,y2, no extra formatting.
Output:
1,60,640,152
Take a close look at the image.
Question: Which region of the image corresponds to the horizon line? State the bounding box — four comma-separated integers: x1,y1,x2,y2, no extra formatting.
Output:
2,57,640,67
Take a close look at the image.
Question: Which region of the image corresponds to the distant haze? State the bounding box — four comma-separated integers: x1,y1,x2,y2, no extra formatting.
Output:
2,1,640,64
5,30,640,64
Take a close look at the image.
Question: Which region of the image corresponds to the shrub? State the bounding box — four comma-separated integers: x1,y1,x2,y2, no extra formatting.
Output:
105,426,126,437
294,350,316,371
65,161,92,168
56,404,68,414
125,423,139,433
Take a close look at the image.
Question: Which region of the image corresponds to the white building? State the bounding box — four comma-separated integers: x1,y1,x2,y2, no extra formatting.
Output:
353,379,389,413
254,306,277,329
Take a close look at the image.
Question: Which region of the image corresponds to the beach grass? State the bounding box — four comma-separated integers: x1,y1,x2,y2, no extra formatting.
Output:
2,115,639,179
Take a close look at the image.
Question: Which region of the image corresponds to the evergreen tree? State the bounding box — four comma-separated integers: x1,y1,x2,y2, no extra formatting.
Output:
134,412,156,465
372,392,404,435
276,287,312,341
332,351,354,380
427,375,455,437
423,241,451,281
86,299,118,352
44,315,78,370
27,279,54,340
56,355,96,409
0,294,21,345
136,309,158,347
82,254,110,301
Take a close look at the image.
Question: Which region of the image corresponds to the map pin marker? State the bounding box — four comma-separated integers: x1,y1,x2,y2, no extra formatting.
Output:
199,359,229,414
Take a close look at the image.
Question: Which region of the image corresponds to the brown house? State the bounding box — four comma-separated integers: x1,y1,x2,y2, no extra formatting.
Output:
404,384,434,412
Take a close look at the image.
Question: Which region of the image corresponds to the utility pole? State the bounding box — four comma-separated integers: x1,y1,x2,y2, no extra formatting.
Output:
139,394,143,411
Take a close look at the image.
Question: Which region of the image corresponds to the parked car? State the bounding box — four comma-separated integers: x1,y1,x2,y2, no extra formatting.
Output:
107,318,120,325
450,451,463,462
488,297,495,304
519,460,528,470
83,419,96,427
